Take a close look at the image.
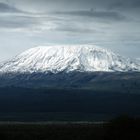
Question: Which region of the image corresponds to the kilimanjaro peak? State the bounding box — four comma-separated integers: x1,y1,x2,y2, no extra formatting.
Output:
0,45,140,73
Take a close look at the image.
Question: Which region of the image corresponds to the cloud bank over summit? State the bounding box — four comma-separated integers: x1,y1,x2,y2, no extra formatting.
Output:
0,0,140,61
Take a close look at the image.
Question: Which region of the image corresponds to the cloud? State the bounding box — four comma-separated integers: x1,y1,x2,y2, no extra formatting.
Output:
0,13,63,33
0,2,22,13
53,9,126,21
0,0,139,60
109,0,140,10
55,25,97,34
0,15,36,29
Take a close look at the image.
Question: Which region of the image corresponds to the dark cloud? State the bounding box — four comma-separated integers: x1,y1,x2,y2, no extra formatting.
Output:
0,15,37,29
0,0,139,60
16,0,140,12
55,25,97,34
109,0,140,10
53,9,126,21
2,0,140,12
0,2,22,13
0,14,67,31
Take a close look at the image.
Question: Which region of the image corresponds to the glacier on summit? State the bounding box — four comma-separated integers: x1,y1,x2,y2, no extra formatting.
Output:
0,45,140,73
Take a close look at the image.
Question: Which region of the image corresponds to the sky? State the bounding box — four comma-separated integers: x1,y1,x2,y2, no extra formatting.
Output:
0,0,140,61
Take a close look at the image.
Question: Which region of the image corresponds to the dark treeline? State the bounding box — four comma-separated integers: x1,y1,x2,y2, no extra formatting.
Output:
0,116,140,140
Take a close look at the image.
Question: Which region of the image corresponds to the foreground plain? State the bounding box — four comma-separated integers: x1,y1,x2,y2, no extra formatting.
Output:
0,116,140,140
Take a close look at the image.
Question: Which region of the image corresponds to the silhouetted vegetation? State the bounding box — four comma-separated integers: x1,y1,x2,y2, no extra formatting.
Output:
0,116,139,140
0,85,139,139
105,115,140,140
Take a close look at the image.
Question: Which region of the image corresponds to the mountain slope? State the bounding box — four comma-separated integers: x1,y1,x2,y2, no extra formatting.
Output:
0,45,140,73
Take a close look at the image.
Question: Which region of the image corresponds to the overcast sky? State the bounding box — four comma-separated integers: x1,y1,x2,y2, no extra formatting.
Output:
0,0,140,61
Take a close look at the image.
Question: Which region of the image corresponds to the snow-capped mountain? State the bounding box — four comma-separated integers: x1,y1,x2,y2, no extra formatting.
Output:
0,45,140,73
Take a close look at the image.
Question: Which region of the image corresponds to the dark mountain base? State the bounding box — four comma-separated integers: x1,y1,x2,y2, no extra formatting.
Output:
0,88,140,121
0,72,140,121
0,72,140,93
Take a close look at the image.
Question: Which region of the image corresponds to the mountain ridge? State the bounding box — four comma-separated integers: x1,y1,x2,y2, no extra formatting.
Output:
0,45,140,73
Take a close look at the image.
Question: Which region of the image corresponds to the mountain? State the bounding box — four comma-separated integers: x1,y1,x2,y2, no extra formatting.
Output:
0,45,140,122
0,45,140,89
0,45,140,73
